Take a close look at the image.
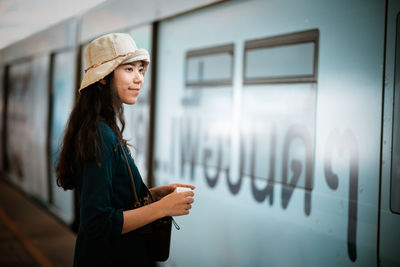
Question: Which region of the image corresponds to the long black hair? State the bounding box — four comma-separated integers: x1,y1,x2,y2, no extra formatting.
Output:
56,73,126,190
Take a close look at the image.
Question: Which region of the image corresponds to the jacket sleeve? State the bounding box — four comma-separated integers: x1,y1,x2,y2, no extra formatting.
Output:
78,123,123,244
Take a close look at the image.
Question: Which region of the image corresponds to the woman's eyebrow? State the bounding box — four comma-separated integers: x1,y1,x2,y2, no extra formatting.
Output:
123,62,144,67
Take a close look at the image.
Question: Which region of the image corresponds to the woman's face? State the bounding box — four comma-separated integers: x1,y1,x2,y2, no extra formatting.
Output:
112,61,145,104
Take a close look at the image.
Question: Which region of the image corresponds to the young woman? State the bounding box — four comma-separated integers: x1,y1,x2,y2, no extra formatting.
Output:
56,33,195,266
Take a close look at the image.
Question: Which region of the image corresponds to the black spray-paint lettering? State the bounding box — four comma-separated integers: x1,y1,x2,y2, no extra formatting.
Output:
203,132,223,188
324,129,358,262
245,125,276,205
180,117,199,180
173,117,359,263
226,150,242,194
281,125,314,216
225,134,243,194
178,118,312,211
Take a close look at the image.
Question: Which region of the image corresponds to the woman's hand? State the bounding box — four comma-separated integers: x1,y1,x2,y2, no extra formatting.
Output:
122,189,194,234
150,184,195,201
157,190,195,217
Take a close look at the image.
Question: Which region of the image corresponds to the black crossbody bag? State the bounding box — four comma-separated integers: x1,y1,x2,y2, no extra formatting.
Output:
119,142,177,262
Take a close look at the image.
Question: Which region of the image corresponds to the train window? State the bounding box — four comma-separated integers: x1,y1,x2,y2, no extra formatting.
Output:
185,44,234,87
243,29,319,84
7,57,50,203
50,50,76,222
7,60,33,184
240,30,319,199
391,14,400,214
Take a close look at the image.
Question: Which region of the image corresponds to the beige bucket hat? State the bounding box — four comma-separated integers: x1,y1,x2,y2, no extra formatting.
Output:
79,33,150,92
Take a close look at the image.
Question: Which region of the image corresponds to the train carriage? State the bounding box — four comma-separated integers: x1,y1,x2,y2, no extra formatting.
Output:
0,0,399,266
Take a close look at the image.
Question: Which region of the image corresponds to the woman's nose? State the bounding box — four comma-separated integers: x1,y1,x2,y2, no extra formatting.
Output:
133,69,143,83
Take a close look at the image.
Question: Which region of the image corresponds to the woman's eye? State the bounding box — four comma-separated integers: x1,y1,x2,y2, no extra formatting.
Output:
126,67,133,71
139,68,144,73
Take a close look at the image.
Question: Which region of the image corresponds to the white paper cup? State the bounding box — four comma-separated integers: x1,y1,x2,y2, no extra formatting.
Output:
176,187,192,193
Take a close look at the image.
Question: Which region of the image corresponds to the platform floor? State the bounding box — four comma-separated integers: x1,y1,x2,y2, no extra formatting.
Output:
0,179,76,267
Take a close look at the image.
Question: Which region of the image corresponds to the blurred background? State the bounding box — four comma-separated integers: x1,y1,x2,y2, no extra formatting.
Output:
0,0,106,50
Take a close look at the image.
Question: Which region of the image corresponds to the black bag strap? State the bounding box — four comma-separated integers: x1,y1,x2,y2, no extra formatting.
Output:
119,142,155,204
119,142,140,204
119,141,180,230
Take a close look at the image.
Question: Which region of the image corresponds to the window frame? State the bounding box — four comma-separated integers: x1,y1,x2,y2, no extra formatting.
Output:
243,29,319,85
390,12,400,215
185,43,234,88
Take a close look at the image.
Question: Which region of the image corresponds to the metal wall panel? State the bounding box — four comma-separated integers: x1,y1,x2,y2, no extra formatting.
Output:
6,61,30,188
6,55,49,202
379,0,400,265
155,0,385,266
49,49,76,223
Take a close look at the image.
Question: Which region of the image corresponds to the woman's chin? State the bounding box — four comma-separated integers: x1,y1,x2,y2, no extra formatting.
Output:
124,98,137,105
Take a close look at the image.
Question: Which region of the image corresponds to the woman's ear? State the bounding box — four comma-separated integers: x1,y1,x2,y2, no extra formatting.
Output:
99,79,106,85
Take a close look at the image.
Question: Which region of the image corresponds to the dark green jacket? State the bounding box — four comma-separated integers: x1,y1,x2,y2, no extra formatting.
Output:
73,121,151,266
